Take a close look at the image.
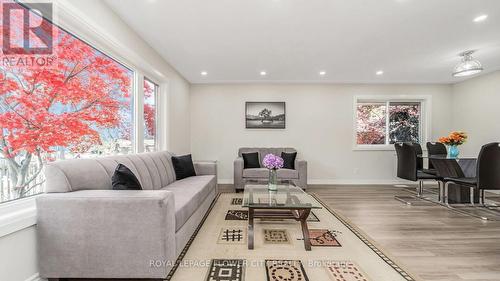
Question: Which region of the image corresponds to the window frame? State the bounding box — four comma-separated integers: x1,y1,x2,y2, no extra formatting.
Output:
352,95,432,151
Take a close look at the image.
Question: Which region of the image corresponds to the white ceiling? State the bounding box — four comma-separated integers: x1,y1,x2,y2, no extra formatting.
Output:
104,0,500,84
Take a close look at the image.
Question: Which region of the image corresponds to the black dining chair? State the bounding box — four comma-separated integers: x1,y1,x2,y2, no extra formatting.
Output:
411,142,438,175
395,142,440,197
426,142,447,170
411,142,444,200
441,142,500,206
430,157,466,204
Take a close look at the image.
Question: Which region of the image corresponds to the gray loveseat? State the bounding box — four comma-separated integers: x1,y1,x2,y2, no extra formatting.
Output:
234,147,307,191
36,151,217,280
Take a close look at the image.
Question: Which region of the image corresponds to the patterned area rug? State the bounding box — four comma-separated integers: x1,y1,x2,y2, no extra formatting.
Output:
167,193,417,281
308,229,341,247
325,261,370,281
206,259,245,281
231,198,243,205
306,211,320,222
218,227,246,244
263,229,290,244
265,260,309,281
225,210,248,220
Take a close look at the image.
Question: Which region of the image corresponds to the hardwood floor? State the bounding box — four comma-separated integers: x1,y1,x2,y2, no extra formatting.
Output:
308,185,500,281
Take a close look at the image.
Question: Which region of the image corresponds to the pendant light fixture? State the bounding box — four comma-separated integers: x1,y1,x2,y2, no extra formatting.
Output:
452,50,483,77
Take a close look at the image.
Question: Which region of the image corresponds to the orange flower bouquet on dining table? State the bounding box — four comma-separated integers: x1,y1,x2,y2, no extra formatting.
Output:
438,131,468,146
438,131,467,158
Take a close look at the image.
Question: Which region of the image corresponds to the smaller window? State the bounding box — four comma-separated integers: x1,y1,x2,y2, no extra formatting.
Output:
143,79,158,152
355,98,423,148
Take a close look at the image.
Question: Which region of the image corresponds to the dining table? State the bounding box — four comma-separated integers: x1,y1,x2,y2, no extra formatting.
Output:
418,154,478,204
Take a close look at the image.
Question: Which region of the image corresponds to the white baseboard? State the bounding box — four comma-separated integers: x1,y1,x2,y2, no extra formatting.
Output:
306,179,410,185
25,273,44,281
218,179,233,184
218,178,421,186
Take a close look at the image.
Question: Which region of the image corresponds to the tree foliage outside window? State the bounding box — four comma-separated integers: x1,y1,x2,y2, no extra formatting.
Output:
356,103,386,145
143,79,157,152
0,2,133,202
356,100,421,146
389,102,420,144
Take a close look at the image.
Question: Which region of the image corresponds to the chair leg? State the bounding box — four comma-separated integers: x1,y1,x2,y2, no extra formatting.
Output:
444,182,450,206
438,181,443,203
469,187,475,206
479,189,485,206
417,181,423,197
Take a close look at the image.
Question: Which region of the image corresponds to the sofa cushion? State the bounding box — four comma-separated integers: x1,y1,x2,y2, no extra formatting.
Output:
243,168,298,179
162,175,216,231
111,164,143,190
277,168,299,179
171,154,196,180
281,152,297,169
243,168,267,178
242,152,260,169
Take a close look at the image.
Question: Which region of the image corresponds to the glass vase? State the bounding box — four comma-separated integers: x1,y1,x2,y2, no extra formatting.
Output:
448,145,460,158
268,169,277,191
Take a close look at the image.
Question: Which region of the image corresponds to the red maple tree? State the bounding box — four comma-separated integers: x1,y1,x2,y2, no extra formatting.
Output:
143,80,156,138
0,2,131,197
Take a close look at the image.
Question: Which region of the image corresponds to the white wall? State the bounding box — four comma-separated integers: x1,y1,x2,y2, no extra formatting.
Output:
0,226,38,281
191,84,453,184
452,71,500,156
0,1,191,280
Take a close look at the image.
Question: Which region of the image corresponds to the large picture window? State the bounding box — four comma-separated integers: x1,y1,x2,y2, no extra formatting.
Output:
143,78,157,152
0,2,134,203
355,98,423,148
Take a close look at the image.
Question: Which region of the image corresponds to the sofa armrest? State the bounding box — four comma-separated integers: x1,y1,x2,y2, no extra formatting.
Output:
194,161,217,176
295,159,308,189
194,161,218,193
234,157,244,190
36,190,176,279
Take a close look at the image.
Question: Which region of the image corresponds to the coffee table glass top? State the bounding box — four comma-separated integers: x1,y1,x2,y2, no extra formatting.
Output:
242,183,322,209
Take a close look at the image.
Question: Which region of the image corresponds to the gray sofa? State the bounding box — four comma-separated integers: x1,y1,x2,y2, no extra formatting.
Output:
36,151,217,280
234,147,307,191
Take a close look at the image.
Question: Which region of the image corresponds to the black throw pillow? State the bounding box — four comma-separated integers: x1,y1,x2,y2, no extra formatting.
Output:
112,164,142,190
281,152,297,170
172,154,197,180
242,152,260,169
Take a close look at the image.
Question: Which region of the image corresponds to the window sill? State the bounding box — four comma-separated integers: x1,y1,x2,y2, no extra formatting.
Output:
353,145,429,152
352,145,395,151
0,196,38,238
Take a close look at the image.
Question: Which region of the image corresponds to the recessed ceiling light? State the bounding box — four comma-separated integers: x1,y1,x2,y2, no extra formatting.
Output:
260,71,267,76
376,70,384,75
200,71,208,76
473,14,488,22
319,71,326,76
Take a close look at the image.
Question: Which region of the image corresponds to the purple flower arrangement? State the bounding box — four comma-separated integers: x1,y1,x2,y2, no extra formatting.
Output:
262,153,284,170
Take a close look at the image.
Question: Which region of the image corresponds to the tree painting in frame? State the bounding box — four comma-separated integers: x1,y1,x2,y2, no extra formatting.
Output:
245,102,286,129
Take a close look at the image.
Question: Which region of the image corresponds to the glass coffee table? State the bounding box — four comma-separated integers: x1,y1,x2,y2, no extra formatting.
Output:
242,180,322,250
